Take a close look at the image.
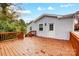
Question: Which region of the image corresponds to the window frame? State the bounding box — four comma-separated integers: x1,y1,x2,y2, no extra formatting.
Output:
49,23,54,31
45,23,47,26
39,24,43,31
30,26,32,31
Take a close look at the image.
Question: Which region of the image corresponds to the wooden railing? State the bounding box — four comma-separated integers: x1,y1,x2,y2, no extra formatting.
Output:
0,32,25,41
70,32,79,56
26,31,36,37
17,32,25,39
0,32,17,41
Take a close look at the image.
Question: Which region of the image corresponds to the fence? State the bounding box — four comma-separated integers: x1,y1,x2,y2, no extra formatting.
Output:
70,32,79,56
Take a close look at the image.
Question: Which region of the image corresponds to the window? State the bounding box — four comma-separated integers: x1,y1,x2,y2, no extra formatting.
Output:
30,26,32,30
49,24,54,31
39,24,43,31
45,23,47,26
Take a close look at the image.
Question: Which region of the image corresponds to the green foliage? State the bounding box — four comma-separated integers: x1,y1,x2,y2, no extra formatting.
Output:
0,3,12,15
0,19,27,32
0,20,14,32
0,3,27,33
19,19,27,33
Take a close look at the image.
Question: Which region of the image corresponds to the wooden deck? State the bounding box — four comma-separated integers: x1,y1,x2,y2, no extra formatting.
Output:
0,39,33,56
0,37,76,56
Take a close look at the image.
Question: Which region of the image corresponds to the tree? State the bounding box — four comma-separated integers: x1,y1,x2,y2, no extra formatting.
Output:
19,19,26,33
0,3,27,33
0,3,12,15
19,19,26,26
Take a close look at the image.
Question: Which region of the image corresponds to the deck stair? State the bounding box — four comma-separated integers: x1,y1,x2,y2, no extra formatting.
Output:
26,31,36,37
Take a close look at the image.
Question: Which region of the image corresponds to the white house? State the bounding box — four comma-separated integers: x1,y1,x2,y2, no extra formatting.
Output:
27,12,79,40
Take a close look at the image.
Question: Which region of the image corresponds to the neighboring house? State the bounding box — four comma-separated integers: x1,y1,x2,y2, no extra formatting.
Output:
27,11,79,40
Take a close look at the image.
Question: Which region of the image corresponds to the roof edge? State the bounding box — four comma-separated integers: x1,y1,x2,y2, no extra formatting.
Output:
28,11,79,25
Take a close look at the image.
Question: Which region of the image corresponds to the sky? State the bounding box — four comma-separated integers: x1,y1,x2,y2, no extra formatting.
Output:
16,3,79,23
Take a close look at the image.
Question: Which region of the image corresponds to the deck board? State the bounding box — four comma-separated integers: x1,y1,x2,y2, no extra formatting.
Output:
5,43,13,56
0,43,2,56
1,43,6,56
0,37,76,56
6,42,16,56
5,44,10,56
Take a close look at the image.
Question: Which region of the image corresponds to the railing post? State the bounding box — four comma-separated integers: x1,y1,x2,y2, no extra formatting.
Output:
17,32,24,40
70,32,79,56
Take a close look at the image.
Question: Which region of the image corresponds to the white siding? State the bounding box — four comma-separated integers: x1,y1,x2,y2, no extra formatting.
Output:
55,18,74,40
27,22,36,33
34,17,57,38
27,17,74,40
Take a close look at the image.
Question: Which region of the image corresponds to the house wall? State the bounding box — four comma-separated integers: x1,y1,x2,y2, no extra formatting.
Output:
27,17,74,40
27,22,36,33
35,17,57,38
55,18,74,40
